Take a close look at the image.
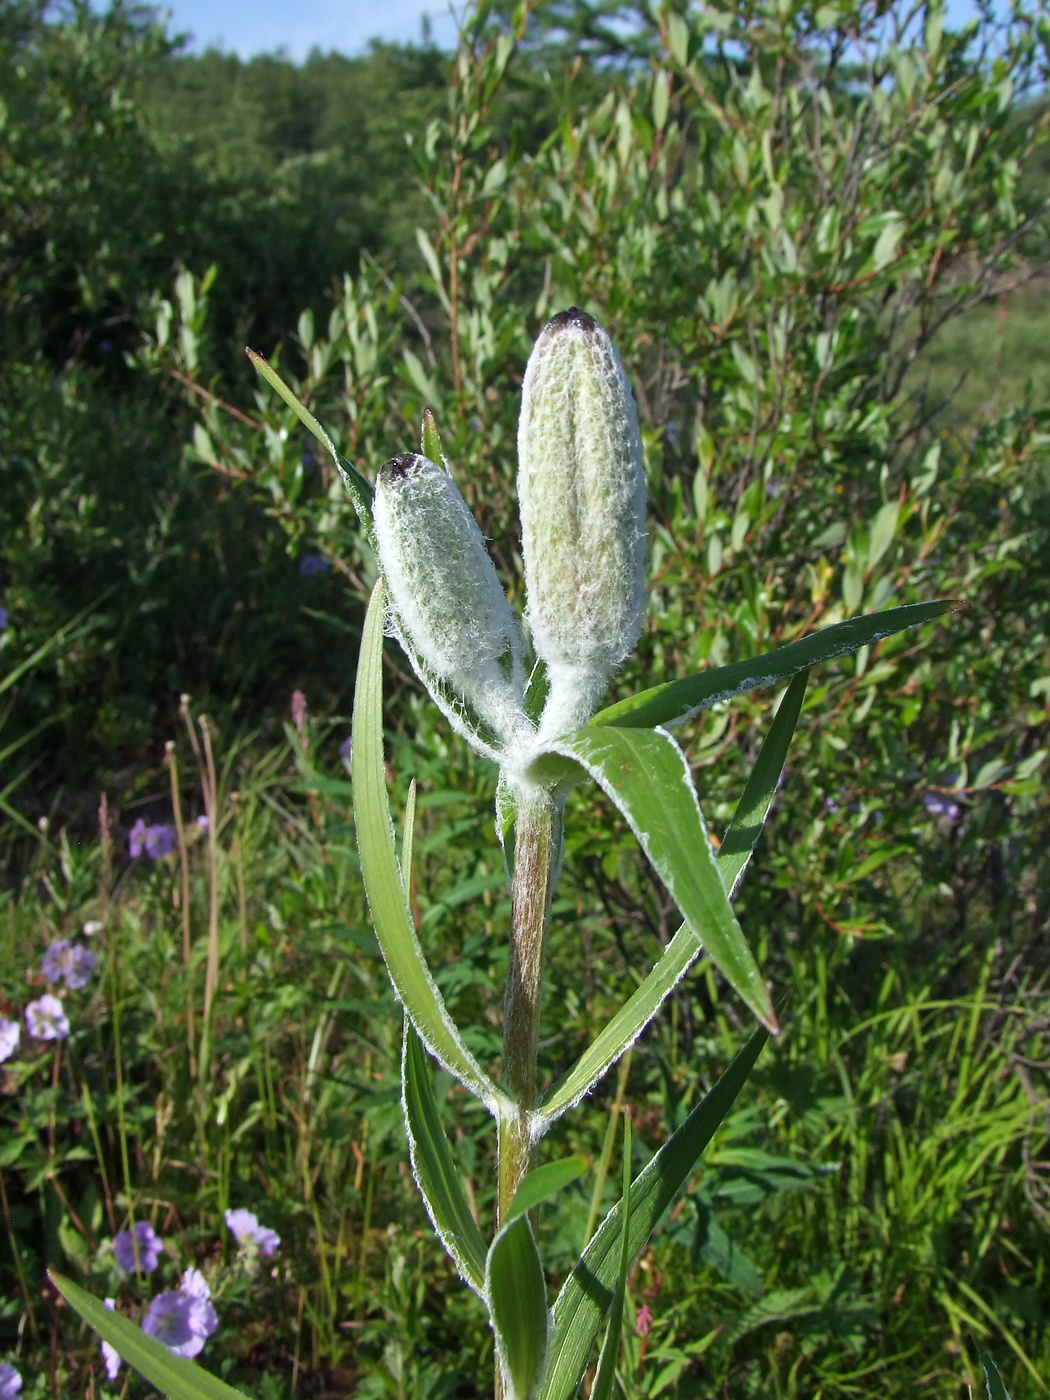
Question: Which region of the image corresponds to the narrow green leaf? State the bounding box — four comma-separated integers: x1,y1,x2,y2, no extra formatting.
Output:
246,348,375,539
401,1022,488,1295
974,1341,1014,1400
539,682,802,1124
487,1216,550,1400
590,1118,633,1400
50,1273,251,1400
592,601,957,730
506,1156,590,1223
539,1027,767,1400
352,580,507,1113
718,670,807,896
548,726,776,1032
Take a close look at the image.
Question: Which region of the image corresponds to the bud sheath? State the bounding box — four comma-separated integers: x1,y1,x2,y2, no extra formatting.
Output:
374,453,527,751
518,308,647,737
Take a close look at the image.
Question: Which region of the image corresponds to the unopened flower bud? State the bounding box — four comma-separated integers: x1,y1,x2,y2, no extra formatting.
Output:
374,453,528,752
518,308,647,738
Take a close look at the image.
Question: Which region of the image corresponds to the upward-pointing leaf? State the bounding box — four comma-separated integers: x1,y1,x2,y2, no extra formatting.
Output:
50,1273,251,1400
540,1026,768,1400
246,348,375,543
974,1341,1014,1400
539,674,805,1124
352,580,507,1114
401,1022,488,1296
592,600,956,730
487,1216,550,1400
547,725,776,1032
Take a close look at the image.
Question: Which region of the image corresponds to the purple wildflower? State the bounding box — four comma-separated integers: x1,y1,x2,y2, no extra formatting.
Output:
144,824,175,860
43,940,97,989
101,1299,121,1380
128,818,148,859
0,608,8,633
141,1268,217,1358
195,814,209,831
225,1207,280,1257
0,1017,19,1064
298,552,329,577
0,1364,21,1400
923,792,960,822
766,478,784,498
113,1221,162,1274
635,1302,653,1338
42,940,73,983
67,945,98,988
338,736,352,764
25,994,69,1041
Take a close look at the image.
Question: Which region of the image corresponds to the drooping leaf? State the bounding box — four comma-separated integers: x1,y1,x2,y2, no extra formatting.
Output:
506,1155,590,1223
352,580,507,1113
50,1273,252,1400
539,680,803,1124
246,348,375,541
590,1117,633,1400
974,1340,1014,1400
540,1026,767,1400
591,601,956,730
547,725,776,1031
401,1021,488,1295
487,1215,550,1400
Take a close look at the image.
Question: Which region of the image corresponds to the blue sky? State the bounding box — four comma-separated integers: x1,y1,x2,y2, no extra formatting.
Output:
160,0,464,58
159,0,997,62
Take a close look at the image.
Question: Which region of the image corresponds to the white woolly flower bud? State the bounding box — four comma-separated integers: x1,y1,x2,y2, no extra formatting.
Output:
518,308,647,739
374,453,528,754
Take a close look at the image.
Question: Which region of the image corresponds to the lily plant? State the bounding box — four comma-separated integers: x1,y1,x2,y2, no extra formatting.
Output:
54,310,978,1400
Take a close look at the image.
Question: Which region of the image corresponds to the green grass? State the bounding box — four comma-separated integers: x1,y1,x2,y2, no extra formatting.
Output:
1,689,1047,1399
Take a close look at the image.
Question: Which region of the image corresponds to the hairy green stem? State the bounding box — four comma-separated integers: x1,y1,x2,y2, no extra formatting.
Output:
498,787,559,1224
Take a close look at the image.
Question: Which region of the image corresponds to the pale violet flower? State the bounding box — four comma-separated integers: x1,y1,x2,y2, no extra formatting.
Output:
113,1221,162,1274
100,1299,121,1380
25,994,69,1041
141,1268,216,1359
225,1207,280,1257
129,820,175,860
0,1363,21,1400
41,940,96,989
0,1018,19,1064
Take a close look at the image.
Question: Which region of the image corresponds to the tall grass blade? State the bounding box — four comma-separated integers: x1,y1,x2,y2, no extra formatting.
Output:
974,1340,1014,1400
590,1117,633,1400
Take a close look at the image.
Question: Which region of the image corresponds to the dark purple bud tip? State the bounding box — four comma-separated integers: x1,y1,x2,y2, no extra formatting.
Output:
380,453,426,484
547,306,599,335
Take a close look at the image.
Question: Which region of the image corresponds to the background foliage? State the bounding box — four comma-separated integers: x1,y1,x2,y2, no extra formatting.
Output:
1,0,1049,1396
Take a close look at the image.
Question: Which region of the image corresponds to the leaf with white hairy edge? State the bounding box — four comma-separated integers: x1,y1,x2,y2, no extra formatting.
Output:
974,1341,1014,1400
539,1026,768,1400
537,671,805,1126
486,1214,550,1400
401,1021,488,1296
589,1116,633,1400
50,1273,250,1400
352,580,509,1114
592,600,957,730
544,724,776,1033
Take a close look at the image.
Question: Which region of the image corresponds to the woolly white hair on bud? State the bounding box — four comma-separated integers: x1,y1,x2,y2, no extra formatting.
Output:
374,453,529,754
518,308,647,741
